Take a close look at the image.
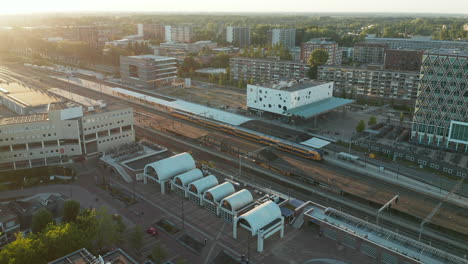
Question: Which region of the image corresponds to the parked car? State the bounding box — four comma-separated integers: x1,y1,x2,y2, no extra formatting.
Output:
146,227,158,236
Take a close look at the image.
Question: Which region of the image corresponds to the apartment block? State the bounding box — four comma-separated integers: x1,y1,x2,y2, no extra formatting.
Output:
226,26,251,48
365,36,468,51
353,43,388,65
301,38,341,65
143,24,165,40
318,65,420,100
230,57,309,83
120,55,178,89
384,49,424,72
71,26,99,47
411,48,468,152
170,25,193,43
0,107,135,171
267,28,296,49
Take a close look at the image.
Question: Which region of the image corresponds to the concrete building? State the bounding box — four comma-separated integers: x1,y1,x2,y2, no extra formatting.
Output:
0,83,59,115
365,35,468,51
230,57,309,83
49,248,138,264
120,55,178,89
164,25,172,42
267,28,296,49
301,38,341,65
384,49,424,72
318,65,420,101
143,24,165,40
160,41,217,54
226,26,251,48
411,48,468,152
353,43,388,65
290,47,301,61
170,24,193,43
0,107,135,171
0,204,20,245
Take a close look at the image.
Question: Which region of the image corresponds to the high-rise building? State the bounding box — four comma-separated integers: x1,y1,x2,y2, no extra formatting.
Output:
120,55,178,89
353,43,388,65
318,65,420,101
170,25,193,43
226,26,251,48
301,38,341,65
384,49,424,72
267,28,296,49
143,24,165,40
230,57,309,83
411,48,468,152
72,26,99,47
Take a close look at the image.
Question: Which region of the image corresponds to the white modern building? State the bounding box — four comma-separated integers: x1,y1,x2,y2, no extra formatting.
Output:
0,106,135,171
187,175,219,205
247,80,353,123
171,168,204,197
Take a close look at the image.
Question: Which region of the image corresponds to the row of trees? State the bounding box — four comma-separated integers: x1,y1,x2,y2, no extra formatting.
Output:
240,44,292,60
0,201,126,264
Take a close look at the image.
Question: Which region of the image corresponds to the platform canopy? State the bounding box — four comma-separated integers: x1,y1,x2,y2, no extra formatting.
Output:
143,152,195,181
238,201,282,235
204,182,236,203
188,175,219,195
286,97,354,119
300,137,331,149
173,169,203,187
220,189,254,212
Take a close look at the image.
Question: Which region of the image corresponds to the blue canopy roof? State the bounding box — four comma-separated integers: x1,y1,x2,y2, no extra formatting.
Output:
286,97,354,118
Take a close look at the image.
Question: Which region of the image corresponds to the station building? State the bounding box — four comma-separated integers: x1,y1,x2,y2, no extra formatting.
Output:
246,80,353,125
0,83,58,115
0,106,135,171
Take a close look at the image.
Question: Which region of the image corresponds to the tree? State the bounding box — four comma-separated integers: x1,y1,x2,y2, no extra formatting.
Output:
356,120,366,133
32,208,54,233
0,233,47,264
400,112,405,124
151,243,167,264
63,200,80,223
307,49,329,79
94,208,119,251
40,223,88,261
175,259,187,264
368,116,377,125
129,225,144,252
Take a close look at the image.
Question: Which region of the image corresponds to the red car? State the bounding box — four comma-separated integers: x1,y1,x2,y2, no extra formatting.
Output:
146,227,158,236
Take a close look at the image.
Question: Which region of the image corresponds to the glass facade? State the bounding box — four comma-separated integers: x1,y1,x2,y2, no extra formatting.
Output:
450,122,468,142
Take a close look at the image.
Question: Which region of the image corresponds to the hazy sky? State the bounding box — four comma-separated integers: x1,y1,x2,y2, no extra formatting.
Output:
1,0,468,14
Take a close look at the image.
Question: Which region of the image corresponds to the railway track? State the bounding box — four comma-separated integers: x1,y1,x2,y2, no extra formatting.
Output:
3,64,468,257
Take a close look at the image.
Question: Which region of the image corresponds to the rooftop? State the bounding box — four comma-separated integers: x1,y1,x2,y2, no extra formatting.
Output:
425,48,468,57
304,38,336,45
231,56,306,64
366,36,468,45
286,97,354,118
253,80,328,92
195,68,227,74
127,54,177,61
0,83,58,107
0,113,48,126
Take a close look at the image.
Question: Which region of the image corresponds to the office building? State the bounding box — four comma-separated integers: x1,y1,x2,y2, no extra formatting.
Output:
160,41,217,54
301,38,341,65
170,24,193,43
411,48,468,152
230,57,309,83
267,28,296,49
318,65,420,100
0,106,135,171
353,43,388,65
365,35,468,51
120,55,178,89
384,49,424,72
143,24,165,40
226,26,251,48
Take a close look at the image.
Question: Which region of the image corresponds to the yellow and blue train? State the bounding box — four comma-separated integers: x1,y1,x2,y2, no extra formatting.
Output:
170,110,324,161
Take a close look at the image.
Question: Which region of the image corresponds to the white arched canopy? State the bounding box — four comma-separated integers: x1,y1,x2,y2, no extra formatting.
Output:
204,182,235,203
238,201,282,235
220,189,253,212
144,152,195,181
188,175,219,194
173,169,203,187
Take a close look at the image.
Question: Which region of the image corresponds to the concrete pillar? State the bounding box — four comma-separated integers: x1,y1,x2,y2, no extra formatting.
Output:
143,174,148,184
257,231,264,252
161,180,166,194
233,217,238,239
313,116,318,128
200,196,204,206
280,217,285,238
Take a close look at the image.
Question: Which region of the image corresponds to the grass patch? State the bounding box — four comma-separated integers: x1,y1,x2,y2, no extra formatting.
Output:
155,219,180,235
